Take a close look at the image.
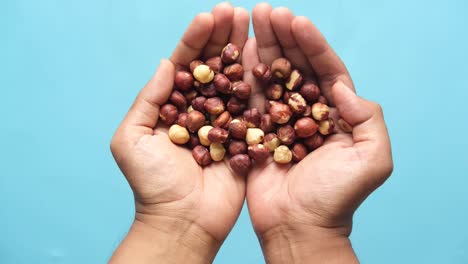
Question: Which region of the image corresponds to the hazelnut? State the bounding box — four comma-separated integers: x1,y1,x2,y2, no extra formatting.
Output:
288,93,307,114
232,81,252,99
212,111,232,129
243,108,261,128
221,43,241,64
229,154,251,175
159,104,178,125
168,124,190,145
318,95,328,105
260,114,275,133
311,103,330,121
192,145,212,166
207,127,229,143
277,125,296,145
228,140,247,155
191,96,207,112
204,97,225,115
294,117,318,138
268,101,292,124
285,69,303,90
174,71,194,92
186,110,206,133
303,105,312,117
283,91,292,103
291,143,308,162
246,128,265,145
265,83,283,100
223,63,244,82
318,118,335,135
303,134,324,150
213,74,232,94
252,63,272,83
300,81,321,103
226,97,247,115
263,133,281,152
271,58,292,79
210,143,226,162
176,113,188,127
337,118,353,133
187,105,194,113
206,56,224,73
248,144,270,163
193,64,214,84
190,60,204,73
169,90,187,111
184,90,198,102
229,119,247,140
273,145,293,164
198,83,217,97
187,134,200,149
197,125,213,146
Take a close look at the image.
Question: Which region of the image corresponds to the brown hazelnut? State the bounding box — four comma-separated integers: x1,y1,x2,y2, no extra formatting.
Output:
192,145,212,166
190,60,204,73
212,111,231,129
273,145,293,164
304,133,324,150
169,90,187,111
186,110,206,133
285,69,303,90
198,125,213,146
204,97,225,115
228,140,247,155
265,83,283,100
184,90,198,102
168,124,190,145
198,83,217,97
268,101,292,124
318,118,335,135
318,95,328,105
207,127,229,143
337,118,353,133
159,104,178,125
226,97,247,115
260,114,275,133
193,64,214,84
205,56,224,73
210,143,226,162
291,143,308,162
248,144,270,163
223,63,244,81
303,105,312,117
311,103,330,121
271,57,292,79
191,96,207,112
294,117,318,138
246,128,265,145
277,125,296,145
176,113,188,127
174,71,194,92
229,119,247,140
300,81,321,103
263,133,281,152
288,93,307,114
243,108,261,128
221,43,241,64
187,134,200,149
283,91,292,102
232,81,252,99
213,74,232,94
252,63,272,83
229,154,251,175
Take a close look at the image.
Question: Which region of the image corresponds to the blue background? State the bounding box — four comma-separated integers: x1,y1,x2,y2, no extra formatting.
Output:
1,0,467,263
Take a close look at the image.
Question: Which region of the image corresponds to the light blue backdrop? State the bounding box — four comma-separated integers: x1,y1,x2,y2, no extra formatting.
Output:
1,0,467,263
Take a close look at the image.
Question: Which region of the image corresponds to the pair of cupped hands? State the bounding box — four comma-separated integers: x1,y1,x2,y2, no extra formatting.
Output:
110,3,393,263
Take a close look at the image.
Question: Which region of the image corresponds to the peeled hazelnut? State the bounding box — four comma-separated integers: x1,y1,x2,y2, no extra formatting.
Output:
268,101,292,124
271,58,292,79
192,145,212,166
265,84,283,100
291,143,308,162
232,81,252,99
213,111,231,129
285,69,303,90
187,134,200,149
186,110,206,133
191,96,207,112
227,97,247,115
300,81,321,103
190,60,204,73
228,140,247,155
252,63,272,83
213,74,232,94
221,43,241,64
159,104,178,125
198,83,217,97
168,124,190,145
277,125,296,145
229,119,247,140
304,133,324,150
210,143,226,162
198,125,213,146
263,133,280,152
318,95,328,105
176,113,188,127
288,93,307,114
204,97,225,115
311,103,330,121
193,64,214,84
243,108,261,128
206,56,224,73
229,154,251,175
187,105,194,113
337,118,353,133
208,127,229,143
318,118,335,135
223,63,243,81
294,117,318,138
169,90,187,111
174,71,194,92
246,128,265,145
184,90,198,102
273,145,293,164
260,114,275,133
248,144,270,163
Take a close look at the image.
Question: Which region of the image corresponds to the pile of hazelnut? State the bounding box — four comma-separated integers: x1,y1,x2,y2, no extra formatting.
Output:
160,43,347,175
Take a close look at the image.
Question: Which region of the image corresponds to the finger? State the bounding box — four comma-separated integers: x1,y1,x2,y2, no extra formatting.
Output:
291,16,354,103
203,2,235,58
252,3,282,65
242,37,266,112
229,7,250,55
270,7,313,74
170,13,214,67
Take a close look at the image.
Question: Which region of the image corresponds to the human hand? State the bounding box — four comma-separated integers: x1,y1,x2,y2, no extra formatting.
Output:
242,4,393,263
109,3,249,263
